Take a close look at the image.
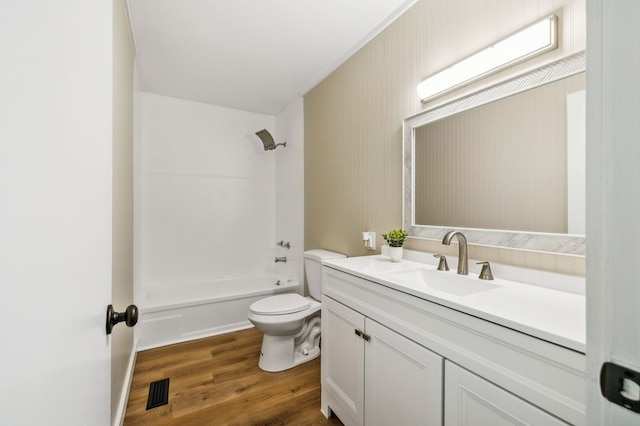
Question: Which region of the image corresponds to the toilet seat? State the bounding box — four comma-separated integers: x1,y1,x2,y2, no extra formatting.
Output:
250,293,311,315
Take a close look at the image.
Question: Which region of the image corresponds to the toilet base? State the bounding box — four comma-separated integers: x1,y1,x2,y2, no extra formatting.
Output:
258,335,320,372
257,316,321,372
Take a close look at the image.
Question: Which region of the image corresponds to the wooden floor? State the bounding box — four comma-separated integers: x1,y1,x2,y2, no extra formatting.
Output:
124,327,343,425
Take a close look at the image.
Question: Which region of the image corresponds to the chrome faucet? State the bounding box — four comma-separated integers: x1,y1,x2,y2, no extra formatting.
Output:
274,256,287,263
441,231,468,275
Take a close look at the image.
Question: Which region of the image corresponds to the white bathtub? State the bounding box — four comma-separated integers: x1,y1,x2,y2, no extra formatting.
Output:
136,276,299,350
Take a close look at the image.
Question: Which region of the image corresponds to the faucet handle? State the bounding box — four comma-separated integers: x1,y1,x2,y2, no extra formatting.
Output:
434,254,450,271
476,261,494,280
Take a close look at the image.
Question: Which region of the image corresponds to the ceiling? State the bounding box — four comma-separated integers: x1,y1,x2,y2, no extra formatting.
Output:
126,0,416,115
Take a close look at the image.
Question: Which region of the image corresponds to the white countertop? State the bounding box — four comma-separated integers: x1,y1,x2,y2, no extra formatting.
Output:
323,255,586,353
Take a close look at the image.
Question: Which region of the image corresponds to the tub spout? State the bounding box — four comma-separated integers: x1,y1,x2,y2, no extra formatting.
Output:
274,256,287,263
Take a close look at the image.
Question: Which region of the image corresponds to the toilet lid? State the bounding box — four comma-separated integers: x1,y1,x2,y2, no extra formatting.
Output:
250,293,311,315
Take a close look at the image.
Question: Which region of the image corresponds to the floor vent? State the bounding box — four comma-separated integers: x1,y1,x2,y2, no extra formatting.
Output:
146,378,170,410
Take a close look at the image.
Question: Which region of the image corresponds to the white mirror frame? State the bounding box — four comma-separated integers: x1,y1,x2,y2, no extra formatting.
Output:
403,52,586,255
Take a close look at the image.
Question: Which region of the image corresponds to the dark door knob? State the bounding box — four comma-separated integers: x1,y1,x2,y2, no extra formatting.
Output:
106,304,138,335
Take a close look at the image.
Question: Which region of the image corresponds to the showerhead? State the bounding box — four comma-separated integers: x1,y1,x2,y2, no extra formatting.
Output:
255,129,286,151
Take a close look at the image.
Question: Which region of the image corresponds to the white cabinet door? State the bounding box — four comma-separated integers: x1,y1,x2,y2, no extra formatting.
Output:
322,296,366,426
364,319,443,426
444,361,568,426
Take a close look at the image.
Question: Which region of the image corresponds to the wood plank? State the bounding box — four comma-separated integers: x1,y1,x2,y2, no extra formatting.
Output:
124,327,342,425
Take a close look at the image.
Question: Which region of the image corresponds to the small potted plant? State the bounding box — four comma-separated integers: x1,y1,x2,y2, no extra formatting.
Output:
382,229,408,262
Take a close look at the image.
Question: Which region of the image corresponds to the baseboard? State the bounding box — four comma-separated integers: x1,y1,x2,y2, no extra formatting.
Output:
113,337,138,426
137,322,254,351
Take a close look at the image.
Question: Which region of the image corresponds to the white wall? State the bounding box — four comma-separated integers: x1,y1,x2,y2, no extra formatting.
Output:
111,0,135,424
276,97,305,287
136,93,279,296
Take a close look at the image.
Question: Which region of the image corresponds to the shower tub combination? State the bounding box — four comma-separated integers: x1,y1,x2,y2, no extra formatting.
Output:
136,276,298,350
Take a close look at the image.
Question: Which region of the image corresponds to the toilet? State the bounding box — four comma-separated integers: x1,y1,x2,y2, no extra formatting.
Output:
248,249,346,372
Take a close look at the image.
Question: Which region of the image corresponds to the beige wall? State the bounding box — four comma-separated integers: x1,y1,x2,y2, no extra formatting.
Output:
112,0,135,421
304,0,586,275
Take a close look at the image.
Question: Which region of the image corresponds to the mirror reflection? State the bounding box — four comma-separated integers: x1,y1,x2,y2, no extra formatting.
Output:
414,73,585,234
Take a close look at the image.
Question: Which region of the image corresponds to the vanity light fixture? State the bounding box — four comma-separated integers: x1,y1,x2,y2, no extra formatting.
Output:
416,15,558,102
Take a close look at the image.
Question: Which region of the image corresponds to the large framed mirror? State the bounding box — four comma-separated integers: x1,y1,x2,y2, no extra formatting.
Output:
403,52,586,255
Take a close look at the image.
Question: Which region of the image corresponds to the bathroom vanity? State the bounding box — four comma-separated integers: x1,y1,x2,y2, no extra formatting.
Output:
320,255,585,426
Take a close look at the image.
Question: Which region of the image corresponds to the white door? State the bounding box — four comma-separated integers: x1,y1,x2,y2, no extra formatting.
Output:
587,1,640,425
0,2,114,425
364,319,443,426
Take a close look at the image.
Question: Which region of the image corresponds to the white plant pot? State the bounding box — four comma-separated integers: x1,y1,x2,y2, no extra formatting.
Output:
389,246,403,262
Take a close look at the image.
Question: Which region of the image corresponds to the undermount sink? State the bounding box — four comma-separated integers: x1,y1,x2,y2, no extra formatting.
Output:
381,267,501,296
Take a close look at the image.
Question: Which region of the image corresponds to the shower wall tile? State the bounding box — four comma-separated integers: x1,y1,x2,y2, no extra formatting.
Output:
275,98,305,288
137,93,277,288
140,93,275,179
140,173,275,286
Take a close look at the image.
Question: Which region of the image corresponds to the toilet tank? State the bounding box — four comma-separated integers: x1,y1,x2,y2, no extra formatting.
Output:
304,249,346,301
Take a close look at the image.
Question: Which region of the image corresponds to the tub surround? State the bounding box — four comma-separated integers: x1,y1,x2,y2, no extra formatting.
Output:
136,276,298,350
136,93,277,290
134,93,306,350
321,253,586,425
